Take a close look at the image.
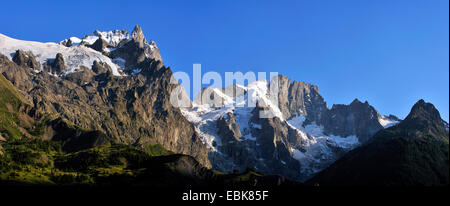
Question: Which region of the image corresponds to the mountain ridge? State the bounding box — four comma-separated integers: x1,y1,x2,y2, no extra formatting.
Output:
0,26,447,185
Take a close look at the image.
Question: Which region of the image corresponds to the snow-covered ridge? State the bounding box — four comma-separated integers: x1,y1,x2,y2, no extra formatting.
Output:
0,33,123,76
191,80,284,119
57,27,160,76
61,30,131,47
183,80,278,150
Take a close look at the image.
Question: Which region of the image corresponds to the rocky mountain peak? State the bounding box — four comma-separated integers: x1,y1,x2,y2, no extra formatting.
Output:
350,98,362,105
406,99,442,122
399,99,449,137
386,99,449,141
0,32,211,168
131,24,147,47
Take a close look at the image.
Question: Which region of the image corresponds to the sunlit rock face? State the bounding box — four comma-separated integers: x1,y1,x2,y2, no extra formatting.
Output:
0,26,210,168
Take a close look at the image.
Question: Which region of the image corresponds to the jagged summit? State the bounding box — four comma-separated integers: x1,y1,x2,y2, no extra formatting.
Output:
350,98,362,104
0,25,163,77
406,99,442,122
399,99,449,137
131,24,147,47
0,28,210,169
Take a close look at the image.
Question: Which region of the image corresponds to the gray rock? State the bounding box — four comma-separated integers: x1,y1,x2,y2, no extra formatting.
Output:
131,25,147,48
320,99,383,143
64,66,95,85
270,75,327,123
12,49,40,70
217,113,242,142
91,60,109,74
60,38,73,47
52,53,66,75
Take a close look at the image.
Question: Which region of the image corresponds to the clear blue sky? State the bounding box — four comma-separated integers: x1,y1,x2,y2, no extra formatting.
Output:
1,0,448,121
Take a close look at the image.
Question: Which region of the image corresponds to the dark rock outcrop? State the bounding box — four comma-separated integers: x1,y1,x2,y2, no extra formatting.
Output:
43,118,111,153
91,60,110,74
217,113,242,142
386,114,401,121
320,99,383,143
89,38,110,52
216,113,254,167
12,50,40,70
60,38,73,47
51,53,66,75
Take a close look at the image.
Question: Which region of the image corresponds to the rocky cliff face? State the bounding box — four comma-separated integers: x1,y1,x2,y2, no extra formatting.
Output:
320,99,384,143
270,75,327,123
0,26,210,167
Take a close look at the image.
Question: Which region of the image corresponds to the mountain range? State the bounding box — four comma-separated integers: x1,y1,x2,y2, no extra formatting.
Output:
0,25,448,186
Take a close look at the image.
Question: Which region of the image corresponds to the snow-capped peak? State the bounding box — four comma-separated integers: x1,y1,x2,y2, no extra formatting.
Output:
88,30,130,46
0,33,123,76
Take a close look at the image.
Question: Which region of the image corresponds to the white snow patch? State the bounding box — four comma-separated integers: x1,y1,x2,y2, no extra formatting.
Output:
287,115,360,178
95,30,130,46
79,30,131,47
378,116,400,128
181,105,234,151
69,37,82,44
81,35,99,45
